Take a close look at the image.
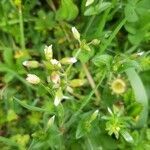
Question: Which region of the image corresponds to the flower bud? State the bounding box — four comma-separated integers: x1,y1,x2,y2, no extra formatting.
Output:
91,39,100,45
44,45,53,60
26,74,40,84
60,57,77,65
51,71,60,84
85,0,94,7
72,27,80,41
69,79,86,88
47,115,55,128
50,59,61,68
90,110,99,122
54,88,63,106
137,51,144,56
66,86,74,93
23,60,40,68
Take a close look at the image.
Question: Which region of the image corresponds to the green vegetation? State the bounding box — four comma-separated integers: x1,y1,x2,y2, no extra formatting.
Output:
0,0,150,149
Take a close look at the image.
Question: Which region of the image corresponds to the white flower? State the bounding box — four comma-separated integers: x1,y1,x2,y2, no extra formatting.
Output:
44,45,53,60
71,27,80,41
26,74,40,84
137,51,144,56
50,59,61,67
60,57,77,64
85,0,94,7
70,57,77,63
23,61,28,66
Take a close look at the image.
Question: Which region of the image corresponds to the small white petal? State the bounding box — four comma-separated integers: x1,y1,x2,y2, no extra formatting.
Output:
54,96,60,106
137,51,144,56
85,0,94,7
70,57,77,63
71,27,80,41
23,61,28,66
26,74,40,84
44,45,53,60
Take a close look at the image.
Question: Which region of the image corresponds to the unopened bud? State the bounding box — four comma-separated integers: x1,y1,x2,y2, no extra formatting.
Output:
54,88,63,106
85,0,94,7
44,45,53,60
50,59,61,68
26,74,40,84
51,71,60,84
90,110,99,122
137,51,144,56
23,60,40,68
91,39,100,45
66,86,74,93
60,57,77,65
47,115,55,127
69,79,86,88
72,27,80,41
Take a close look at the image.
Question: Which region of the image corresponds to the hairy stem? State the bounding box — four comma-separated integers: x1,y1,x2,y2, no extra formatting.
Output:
19,5,25,50
82,63,101,105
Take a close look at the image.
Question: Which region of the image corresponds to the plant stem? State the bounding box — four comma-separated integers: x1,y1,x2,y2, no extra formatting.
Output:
40,83,54,98
19,5,25,50
100,18,126,53
65,48,81,75
65,73,105,129
82,63,101,105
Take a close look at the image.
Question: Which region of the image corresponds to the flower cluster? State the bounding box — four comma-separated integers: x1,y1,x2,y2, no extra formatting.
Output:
23,27,86,107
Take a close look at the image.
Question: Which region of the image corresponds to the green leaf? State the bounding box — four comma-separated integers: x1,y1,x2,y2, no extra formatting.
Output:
0,136,19,148
13,97,52,113
127,102,143,117
56,0,78,21
125,4,138,22
84,2,111,16
3,48,14,67
78,48,94,63
119,60,140,72
92,54,112,68
126,68,148,127
76,121,87,139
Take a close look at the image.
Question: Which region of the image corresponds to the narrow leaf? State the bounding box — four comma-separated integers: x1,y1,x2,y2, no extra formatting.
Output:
126,68,148,127
13,97,52,113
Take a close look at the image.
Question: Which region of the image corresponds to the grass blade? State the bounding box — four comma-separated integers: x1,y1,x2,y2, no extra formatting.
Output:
126,68,148,127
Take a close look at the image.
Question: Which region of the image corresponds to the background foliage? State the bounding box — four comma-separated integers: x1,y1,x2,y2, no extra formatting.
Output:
0,0,150,149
